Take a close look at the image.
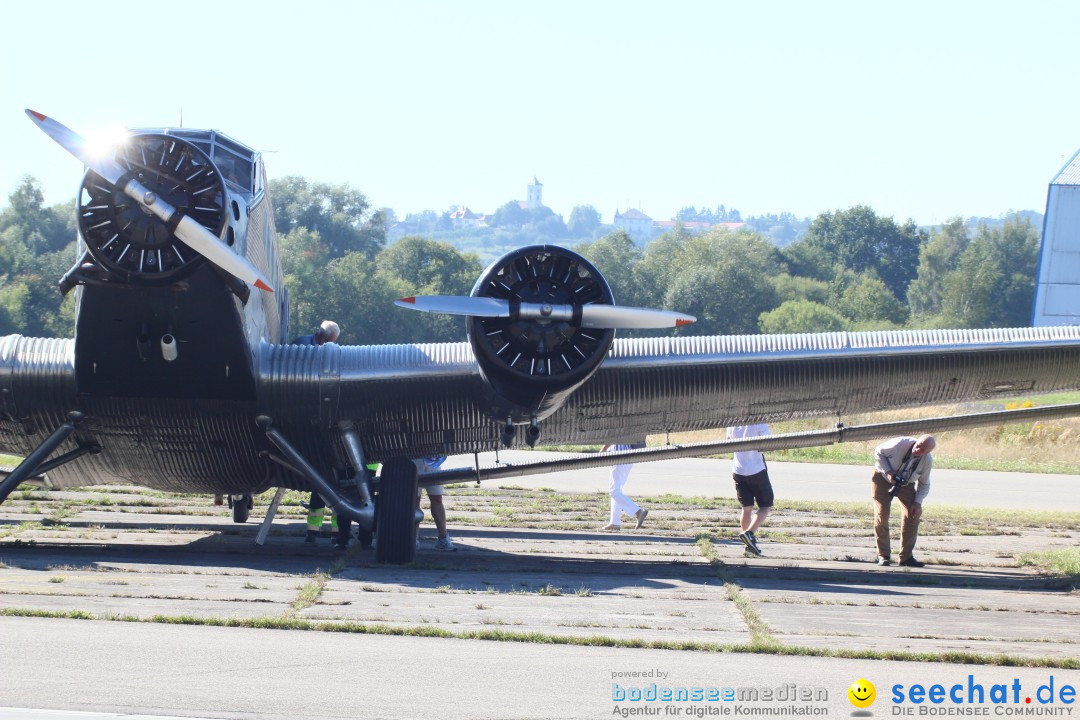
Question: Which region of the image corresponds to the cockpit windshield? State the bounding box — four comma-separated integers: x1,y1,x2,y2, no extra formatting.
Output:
137,127,257,193
211,136,254,192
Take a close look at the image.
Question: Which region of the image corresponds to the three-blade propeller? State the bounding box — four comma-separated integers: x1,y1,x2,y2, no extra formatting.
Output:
25,110,274,293
395,295,695,329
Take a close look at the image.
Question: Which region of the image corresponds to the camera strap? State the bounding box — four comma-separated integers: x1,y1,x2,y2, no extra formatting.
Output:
894,445,924,485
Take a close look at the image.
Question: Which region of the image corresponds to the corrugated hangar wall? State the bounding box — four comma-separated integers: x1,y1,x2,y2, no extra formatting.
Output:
1033,149,1080,326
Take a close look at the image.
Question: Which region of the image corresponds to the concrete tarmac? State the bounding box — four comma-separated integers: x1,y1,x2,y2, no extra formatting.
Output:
2,616,1078,720
0,459,1077,720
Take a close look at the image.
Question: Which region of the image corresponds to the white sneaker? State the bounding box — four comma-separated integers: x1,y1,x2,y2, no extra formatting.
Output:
434,536,457,551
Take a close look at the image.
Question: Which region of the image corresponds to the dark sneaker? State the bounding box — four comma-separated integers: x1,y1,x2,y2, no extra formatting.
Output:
740,531,763,557
304,531,318,543
876,556,892,566
898,557,926,567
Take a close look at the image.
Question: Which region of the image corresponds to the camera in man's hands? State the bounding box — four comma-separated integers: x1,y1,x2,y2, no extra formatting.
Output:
888,473,910,497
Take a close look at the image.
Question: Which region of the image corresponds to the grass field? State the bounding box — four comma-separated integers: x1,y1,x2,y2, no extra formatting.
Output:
654,393,1080,475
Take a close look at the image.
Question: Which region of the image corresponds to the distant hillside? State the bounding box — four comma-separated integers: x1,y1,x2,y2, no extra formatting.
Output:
392,209,1045,263
927,210,1044,234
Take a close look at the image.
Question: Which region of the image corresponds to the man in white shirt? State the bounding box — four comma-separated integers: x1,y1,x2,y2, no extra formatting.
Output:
727,424,773,557
872,434,935,567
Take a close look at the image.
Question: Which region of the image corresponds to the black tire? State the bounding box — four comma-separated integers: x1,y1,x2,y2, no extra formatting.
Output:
375,457,418,564
231,494,252,523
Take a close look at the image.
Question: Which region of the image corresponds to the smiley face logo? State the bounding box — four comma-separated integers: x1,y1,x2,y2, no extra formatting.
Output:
848,679,876,708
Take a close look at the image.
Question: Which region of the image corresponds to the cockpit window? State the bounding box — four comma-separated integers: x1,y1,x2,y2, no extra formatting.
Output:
213,147,253,191
147,128,256,193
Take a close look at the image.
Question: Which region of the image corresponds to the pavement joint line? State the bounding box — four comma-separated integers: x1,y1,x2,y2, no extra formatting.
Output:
695,533,780,650
4,606,1078,668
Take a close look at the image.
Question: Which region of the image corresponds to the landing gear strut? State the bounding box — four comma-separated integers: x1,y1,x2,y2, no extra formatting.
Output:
0,411,94,505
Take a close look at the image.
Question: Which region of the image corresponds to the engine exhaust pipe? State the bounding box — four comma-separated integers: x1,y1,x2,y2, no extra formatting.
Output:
525,418,541,447
500,418,516,447
161,334,178,362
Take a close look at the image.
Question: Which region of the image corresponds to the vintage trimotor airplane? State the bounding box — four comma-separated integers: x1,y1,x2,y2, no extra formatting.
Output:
3,110,1080,565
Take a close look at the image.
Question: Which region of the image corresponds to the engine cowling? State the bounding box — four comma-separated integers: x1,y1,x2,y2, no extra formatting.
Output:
77,133,227,285
466,245,615,430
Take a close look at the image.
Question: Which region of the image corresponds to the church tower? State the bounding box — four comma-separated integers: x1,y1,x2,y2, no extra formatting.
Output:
527,176,543,210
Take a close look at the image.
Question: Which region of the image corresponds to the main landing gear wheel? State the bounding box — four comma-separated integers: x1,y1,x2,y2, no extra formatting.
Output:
375,457,418,564
230,494,253,523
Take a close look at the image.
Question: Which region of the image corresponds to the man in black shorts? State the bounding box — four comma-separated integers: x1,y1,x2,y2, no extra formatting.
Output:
727,424,774,557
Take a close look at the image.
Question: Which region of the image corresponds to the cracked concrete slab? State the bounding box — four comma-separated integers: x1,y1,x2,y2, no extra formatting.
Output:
0,476,1076,666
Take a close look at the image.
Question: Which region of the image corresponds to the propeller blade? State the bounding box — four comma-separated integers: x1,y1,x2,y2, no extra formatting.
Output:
25,109,124,185
396,295,695,329
579,305,696,329
25,109,274,293
172,215,273,292
396,296,510,316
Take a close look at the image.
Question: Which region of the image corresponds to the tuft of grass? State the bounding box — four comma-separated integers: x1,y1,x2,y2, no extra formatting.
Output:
0,520,43,539
1018,549,1080,587
43,504,77,526
290,572,330,613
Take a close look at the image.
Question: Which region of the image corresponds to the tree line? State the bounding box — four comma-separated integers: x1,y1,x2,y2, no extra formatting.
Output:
0,175,1042,342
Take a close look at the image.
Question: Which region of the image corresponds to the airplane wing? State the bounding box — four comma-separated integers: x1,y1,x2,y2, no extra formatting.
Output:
10,324,1078,484
310,324,1080,461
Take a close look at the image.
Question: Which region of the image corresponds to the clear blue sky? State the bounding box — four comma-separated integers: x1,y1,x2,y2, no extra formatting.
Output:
3,0,1079,226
